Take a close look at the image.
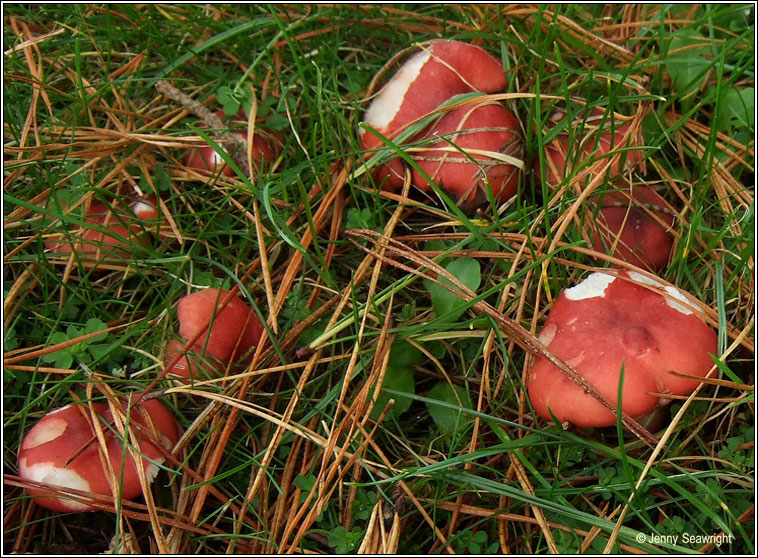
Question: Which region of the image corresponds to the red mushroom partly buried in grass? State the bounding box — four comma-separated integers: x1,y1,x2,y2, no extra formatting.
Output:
360,39,523,209
527,270,718,428
17,399,180,512
183,110,281,177
534,108,644,190
589,185,676,271
44,195,159,269
164,288,264,380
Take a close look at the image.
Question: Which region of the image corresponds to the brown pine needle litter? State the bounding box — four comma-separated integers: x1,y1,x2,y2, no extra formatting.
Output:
3,4,754,555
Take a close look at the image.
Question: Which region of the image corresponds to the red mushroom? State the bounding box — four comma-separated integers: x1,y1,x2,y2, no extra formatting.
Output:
410,99,523,211
360,39,509,192
17,399,180,512
129,196,160,221
534,108,644,190
163,337,224,380
527,270,718,428
44,195,159,269
165,288,264,380
533,116,571,190
183,110,281,177
589,185,676,271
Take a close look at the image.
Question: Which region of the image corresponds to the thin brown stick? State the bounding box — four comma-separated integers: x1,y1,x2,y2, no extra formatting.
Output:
155,80,250,176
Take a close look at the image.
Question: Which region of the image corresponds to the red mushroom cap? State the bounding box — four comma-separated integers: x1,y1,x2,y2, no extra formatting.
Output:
583,109,644,174
184,130,248,177
410,100,523,210
533,133,570,191
361,40,507,191
527,270,718,428
17,399,180,512
590,186,676,270
534,108,644,190
44,195,158,268
129,195,160,221
183,110,281,177
163,337,225,380
167,288,264,380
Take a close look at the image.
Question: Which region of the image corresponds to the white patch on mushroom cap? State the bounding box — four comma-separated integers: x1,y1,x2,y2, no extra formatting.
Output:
627,271,694,315
564,272,616,301
22,418,68,450
130,201,153,217
655,379,673,406
565,352,586,368
362,51,431,132
211,149,226,164
549,110,567,122
48,405,71,415
662,286,694,315
18,459,92,512
627,270,662,288
538,322,557,346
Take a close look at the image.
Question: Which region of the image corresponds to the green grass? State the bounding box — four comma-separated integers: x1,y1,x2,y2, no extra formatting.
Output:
3,4,754,554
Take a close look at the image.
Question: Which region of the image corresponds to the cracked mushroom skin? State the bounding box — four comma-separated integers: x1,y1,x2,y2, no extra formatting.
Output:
527,271,718,428
360,39,508,191
17,400,180,512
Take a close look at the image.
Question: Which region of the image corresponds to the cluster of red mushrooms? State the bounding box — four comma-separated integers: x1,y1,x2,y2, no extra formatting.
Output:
20,38,720,514
18,288,264,513
358,39,717,431
26,105,274,510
